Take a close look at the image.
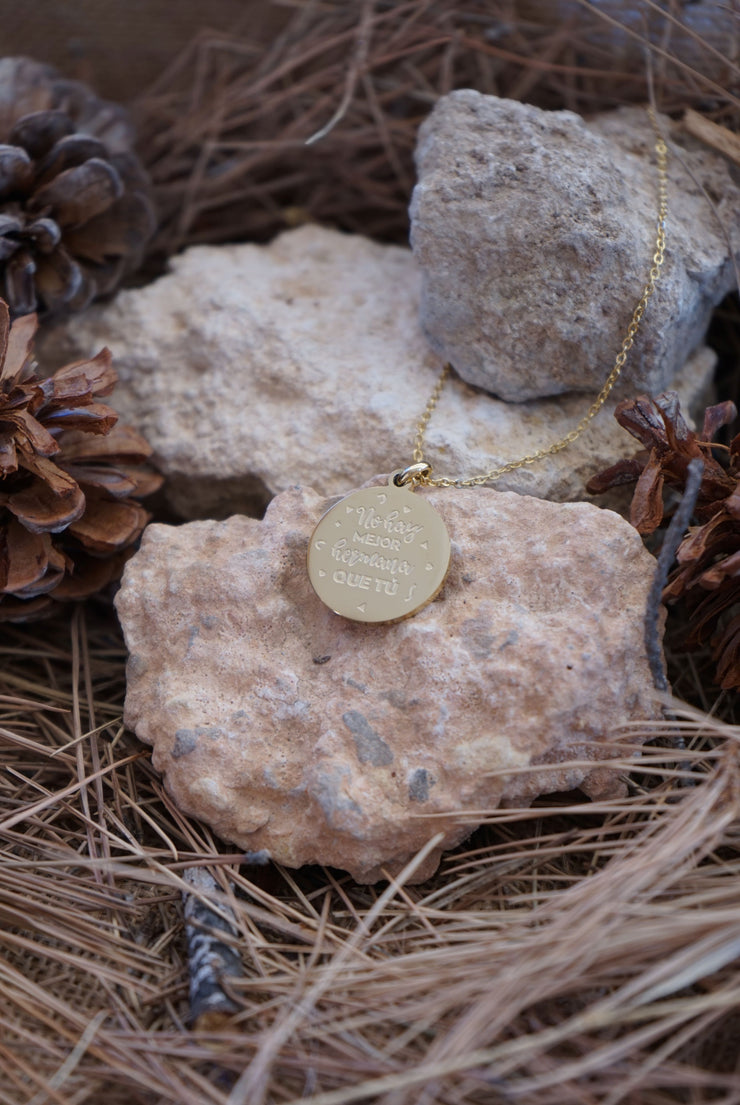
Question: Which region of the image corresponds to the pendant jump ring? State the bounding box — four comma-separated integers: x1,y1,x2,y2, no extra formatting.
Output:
392,462,433,488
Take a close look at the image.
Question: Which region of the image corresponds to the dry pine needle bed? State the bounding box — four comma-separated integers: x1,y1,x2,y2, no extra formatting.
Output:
2,607,740,1103
2,2,740,1103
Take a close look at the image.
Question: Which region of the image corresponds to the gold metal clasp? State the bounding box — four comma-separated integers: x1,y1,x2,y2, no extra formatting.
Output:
391,462,433,489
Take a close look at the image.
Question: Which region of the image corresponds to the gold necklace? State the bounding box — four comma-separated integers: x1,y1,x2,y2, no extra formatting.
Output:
308,109,668,623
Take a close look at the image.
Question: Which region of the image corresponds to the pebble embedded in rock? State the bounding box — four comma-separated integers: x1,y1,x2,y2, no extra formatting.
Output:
40,226,714,520
410,92,739,401
116,480,662,883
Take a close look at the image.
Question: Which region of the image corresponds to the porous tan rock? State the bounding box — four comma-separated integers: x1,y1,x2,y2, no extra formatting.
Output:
41,225,714,520
410,93,739,401
116,481,662,883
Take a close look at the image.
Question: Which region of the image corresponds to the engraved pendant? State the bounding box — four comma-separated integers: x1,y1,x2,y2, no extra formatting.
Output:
307,472,451,624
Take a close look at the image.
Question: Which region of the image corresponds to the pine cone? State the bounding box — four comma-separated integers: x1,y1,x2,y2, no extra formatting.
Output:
0,299,162,620
588,392,740,690
586,392,737,534
0,57,156,317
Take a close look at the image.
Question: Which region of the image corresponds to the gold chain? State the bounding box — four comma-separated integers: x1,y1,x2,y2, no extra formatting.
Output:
412,108,669,489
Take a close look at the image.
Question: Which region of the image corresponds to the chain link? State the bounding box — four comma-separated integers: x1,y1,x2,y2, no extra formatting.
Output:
412,108,669,489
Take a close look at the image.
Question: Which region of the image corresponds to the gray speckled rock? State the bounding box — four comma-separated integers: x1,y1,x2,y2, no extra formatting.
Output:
116,480,662,883
520,1,737,86
410,93,738,400
39,226,715,520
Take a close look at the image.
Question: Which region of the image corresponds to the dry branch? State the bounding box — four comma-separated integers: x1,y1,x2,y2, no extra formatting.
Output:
645,456,704,695
182,866,244,1030
684,106,740,167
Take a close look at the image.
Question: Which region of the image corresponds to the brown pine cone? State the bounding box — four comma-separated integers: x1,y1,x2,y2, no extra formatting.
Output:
0,299,162,620
0,57,156,317
588,392,740,690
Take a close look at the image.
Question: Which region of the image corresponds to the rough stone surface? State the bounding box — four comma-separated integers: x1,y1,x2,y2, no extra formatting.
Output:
116,481,662,883
410,93,739,401
521,3,737,83
41,226,715,520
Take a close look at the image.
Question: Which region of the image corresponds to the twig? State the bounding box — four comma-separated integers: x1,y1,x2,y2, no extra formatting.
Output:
25,1010,107,1105
684,107,740,168
182,866,244,1029
644,456,705,696
305,0,375,145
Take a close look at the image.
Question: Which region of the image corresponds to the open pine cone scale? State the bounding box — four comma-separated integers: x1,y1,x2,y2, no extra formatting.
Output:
1,521,66,598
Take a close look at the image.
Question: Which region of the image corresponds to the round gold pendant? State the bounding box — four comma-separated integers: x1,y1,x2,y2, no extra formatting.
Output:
307,479,451,623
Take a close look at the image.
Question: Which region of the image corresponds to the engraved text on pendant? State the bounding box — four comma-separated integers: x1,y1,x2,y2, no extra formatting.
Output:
307,482,451,623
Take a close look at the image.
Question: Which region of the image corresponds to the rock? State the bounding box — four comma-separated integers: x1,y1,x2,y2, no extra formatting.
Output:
410,93,738,401
40,226,715,521
519,2,737,89
116,480,662,883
